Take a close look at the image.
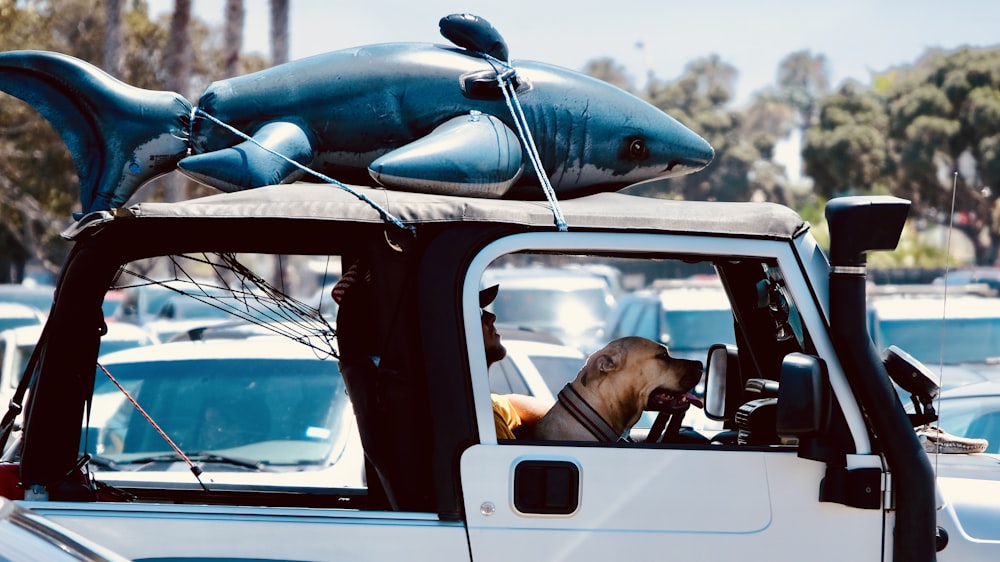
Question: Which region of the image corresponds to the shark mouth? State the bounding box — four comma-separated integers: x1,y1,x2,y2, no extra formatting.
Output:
646,388,704,413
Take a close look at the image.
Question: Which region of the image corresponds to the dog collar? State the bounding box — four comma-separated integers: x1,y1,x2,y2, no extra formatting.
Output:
557,384,631,443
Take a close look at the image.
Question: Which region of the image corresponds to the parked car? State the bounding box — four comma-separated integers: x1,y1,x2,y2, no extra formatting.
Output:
142,293,240,341
906,380,1000,454
0,497,130,561
934,362,1000,392
0,302,46,333
489,333,586,402
482,266,616,353
1,322,159,447
2,322,157,393
78,336,363,490
605,277,736,362
0,283,55,313
166,317,336,343
101,289,126,320
870,293,1000,365
932,267,1000,294
111,281,211,326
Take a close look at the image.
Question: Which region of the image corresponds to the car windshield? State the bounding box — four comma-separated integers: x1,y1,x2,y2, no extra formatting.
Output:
0,317,37,332
493,288,610,330
661,309,736,351
86,356,349,467
875,315,1000,364
0,285,55,312
157,295,238,320
931,395,1000,454
531,355,587,395
904,390,1000,454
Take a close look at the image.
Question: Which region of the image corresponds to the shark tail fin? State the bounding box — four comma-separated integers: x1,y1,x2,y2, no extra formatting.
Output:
0,50,192,215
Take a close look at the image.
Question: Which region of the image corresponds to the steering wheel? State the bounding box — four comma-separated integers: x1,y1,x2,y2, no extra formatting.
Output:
643,405,710,444
643,409,682,443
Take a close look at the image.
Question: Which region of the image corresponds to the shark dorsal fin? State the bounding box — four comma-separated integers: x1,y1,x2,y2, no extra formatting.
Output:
439,13,509,62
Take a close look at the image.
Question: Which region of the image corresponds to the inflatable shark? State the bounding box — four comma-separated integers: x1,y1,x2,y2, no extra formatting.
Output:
0,14,713,215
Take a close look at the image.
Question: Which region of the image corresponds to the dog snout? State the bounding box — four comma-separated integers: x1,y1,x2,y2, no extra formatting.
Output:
681,360,703,389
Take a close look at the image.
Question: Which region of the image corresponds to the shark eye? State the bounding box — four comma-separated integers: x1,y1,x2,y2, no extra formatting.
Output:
622,137,649,162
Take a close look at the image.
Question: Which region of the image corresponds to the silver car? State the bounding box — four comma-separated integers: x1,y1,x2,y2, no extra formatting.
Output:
82,336,364,491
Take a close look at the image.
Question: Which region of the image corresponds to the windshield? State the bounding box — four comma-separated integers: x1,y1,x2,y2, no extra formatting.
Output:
876,316,1000,364
86,357,349,468
493,288,611,330
0,316,40,332
532,355,586,395
662,309,736,351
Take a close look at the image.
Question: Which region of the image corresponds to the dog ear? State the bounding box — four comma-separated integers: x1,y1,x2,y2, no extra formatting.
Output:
596,353,616,373
582,343,624,386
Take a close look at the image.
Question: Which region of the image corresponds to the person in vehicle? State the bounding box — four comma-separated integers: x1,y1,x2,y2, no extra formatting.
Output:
480,284,549,439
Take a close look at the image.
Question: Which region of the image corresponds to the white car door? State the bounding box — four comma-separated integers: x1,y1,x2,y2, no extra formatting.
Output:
461,441,885,561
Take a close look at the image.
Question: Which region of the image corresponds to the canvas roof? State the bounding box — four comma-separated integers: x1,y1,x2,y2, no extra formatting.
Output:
69,183,809,241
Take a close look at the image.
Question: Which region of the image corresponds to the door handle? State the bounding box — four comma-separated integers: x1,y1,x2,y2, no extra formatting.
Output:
513,460,580,515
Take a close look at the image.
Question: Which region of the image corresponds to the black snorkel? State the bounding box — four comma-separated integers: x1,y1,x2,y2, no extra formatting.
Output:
825,196,936,561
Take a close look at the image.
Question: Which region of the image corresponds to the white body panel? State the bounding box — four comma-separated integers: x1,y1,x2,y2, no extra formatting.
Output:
460,444,884,561
23,502,471,562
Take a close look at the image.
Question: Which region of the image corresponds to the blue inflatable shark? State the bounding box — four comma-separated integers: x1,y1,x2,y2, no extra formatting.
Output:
0,14,713,215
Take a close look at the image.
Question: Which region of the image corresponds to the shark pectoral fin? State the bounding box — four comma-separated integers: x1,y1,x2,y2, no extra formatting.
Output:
0,50,190,214
177,121,315,192
369,112,523,198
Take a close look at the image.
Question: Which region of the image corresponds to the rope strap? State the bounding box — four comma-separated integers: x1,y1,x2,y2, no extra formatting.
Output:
486,58,568,231
192,108,413,234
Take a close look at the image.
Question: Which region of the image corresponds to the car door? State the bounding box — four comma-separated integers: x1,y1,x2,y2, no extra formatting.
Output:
459,238,887,561
460,434,885,561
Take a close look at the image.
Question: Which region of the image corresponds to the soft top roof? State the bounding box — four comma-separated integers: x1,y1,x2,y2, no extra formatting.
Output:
71,183,809,241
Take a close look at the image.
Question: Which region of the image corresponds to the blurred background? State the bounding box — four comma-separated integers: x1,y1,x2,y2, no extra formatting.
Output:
3,0,1000,283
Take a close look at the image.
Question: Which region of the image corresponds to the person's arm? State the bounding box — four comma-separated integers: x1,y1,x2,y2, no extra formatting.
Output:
491,393,552,439
502,394,551,428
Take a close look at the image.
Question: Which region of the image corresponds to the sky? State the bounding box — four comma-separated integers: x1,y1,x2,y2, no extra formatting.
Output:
146,0,1000,107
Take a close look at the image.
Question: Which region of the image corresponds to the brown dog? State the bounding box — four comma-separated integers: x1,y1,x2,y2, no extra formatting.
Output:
533,336,703,441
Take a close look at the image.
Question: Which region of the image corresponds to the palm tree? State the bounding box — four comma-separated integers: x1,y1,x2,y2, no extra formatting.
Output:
777,50,830,130
164,0,192,203
224,0,245,77
103,0,125,78
270,0,289,65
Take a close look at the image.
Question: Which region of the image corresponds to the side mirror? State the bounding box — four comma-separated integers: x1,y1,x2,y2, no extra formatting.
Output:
775,353,830,439
704,343,741,421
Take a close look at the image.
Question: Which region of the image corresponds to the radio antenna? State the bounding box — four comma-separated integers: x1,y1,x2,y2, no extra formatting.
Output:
937,172,959,390
933,171,960,473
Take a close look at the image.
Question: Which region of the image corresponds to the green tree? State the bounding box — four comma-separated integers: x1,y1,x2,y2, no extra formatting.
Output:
776,50,830,131
631,55,784,203
581,57,633,93
802,81,890,199
884,47,1000,263
0,0,79,278
0,0,265,278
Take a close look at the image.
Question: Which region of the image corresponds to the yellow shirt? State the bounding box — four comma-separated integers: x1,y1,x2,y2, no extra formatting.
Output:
491,393,522,440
